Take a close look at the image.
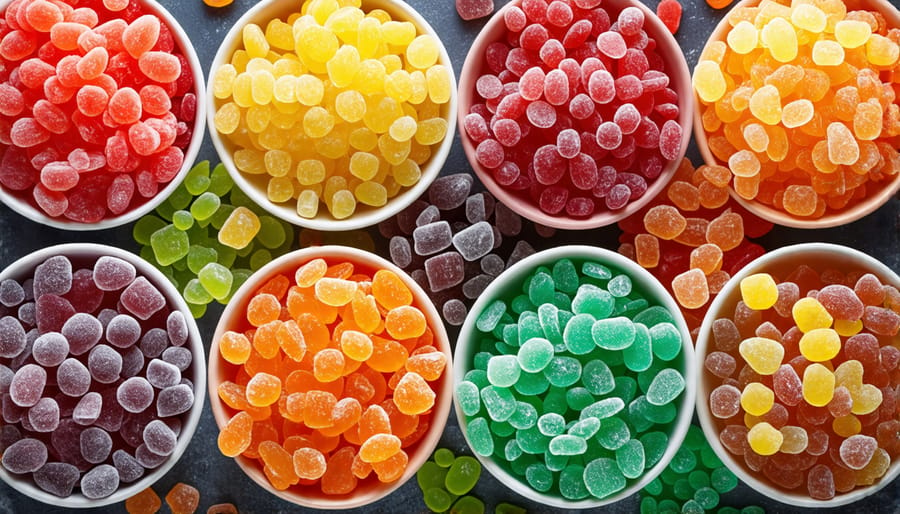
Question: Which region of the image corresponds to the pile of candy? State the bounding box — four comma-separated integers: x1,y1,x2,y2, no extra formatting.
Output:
211,0,452,221
416,447,526,514
693,0,900,218
706,268,900,500
215,257,447,494
0,0,197,222
0,253,196,499
464,0,685,218
457,256,689,501
125,482,204,514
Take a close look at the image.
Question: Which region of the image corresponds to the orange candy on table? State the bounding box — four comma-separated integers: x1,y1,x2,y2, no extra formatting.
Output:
165,483,200,514
125,488,162,514
215,259,445,496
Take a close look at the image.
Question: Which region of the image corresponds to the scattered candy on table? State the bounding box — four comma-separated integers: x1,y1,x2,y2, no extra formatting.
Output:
215,257,447,495
0,0,198,223
464,0,685,218
0,253,196,499
706,267,900,500
211,0,453,221
693,0,900,219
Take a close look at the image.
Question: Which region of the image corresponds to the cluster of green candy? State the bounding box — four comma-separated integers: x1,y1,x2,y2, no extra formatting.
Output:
417,448,524,514
639,424,764,514
132,161,295,318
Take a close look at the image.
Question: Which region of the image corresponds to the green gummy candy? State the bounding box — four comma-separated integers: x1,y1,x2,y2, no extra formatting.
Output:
227,269,252,299
517,314,543,344
595,416,630,451
417,461,447,491
711,466,738,493
465,369,489,388
643,477,663,496
449,495,484,514
424,487,453,513
491,420,514,437
537,303,562,345
581,397,625,420
634,305,677,327
613,376,638,404
183,278,212,304
740,507,766,514
582,359,615,395
615,439,646,479
466,417,494,457
542,387,568,415
592,316,636,350
633,396,677,424
623,323,653,372
187,301,206,318
649,323,682,361
516,337,553,373
544,356,581,388
504,439,523,461
584,458,626,499
657,499,680,513
250,249,272,271
548,434,587,456
552,258,579,294
511,294,536,314
480,385,516,422
486,355,520,387
191,192,221,221
669,446,697,474
717,508,741,514
168,184,193,210
640,432,669,469
134,215,166,246
694,486,720,509
559,464,590,500
571,284,614,319
516,426,550,455
513,371,549,396
525,463,553,492
474,351,491,371
257,216,287,249
537,413,566,437
150,224,190,266
562,313,595,355
476,300,507,332
172,210,194,230
509,401,537,430
683,425,706,450
187,245,218,274
198,262,233,301
646,368,685,406
208,163,234,196
640,496,658,514
210,203,236,230
495,502,526,514
434,448,455,468
682,499,705,514
607,274,632,297
565,387,594,411
528,271,555,305
673,478,693,500
445,455,481,495
568,417,601,439
456,381,481,417
184,160,211,195
544,451,568,472
688,469,710,489
582,261,611,279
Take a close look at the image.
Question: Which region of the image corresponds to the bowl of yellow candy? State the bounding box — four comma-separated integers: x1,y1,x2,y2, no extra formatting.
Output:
208,0,457,231
692,0,900,229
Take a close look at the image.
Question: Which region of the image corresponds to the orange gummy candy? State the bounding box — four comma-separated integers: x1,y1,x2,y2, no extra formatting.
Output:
125,488,162,514
220,331,251,365
246,372,282,407
293,447,327,480
295,258,328,287
218,411,254,457
303,390,338,429
259,440,299,488
320,447,358,495
165,483,200,514
393,372,435,415
384,305,427,339
371,269,413,309
371,448,408,483
247,293,281,327
359,433,402,463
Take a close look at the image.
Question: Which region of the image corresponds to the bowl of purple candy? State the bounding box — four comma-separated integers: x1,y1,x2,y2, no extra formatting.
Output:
0,243,205,507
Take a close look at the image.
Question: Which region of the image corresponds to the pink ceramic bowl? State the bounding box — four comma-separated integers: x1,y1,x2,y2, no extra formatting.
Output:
458,0,693,230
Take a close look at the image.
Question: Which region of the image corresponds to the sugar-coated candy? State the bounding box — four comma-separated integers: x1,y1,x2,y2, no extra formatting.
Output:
165,483,200,514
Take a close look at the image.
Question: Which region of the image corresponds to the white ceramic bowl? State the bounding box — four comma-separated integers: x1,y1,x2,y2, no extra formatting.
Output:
208,245,453,509
454,245,697,509
0,0,207,231
207,0,457,232
0,243,205,508
695,243,900,508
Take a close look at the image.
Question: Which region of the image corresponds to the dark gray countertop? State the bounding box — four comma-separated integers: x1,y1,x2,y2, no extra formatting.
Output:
0,0,898,512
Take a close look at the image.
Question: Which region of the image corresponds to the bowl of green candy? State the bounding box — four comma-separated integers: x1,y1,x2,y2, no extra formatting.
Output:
453,245,697,508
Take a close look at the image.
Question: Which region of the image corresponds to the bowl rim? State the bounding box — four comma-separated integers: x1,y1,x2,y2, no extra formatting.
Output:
0,242,206,508
206,0,458,232
691,0,900,229
452,244,698,509
207,244,453,510
694,242,900,508
456,0,695,230
0,0,208,231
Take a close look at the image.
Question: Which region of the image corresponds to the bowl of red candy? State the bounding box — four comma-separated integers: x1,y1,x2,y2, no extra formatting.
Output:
0,0,205,230
458,0,692,230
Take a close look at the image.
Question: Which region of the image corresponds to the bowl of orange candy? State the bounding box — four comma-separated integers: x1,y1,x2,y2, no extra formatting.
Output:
693,0,900,228
207,245,452,509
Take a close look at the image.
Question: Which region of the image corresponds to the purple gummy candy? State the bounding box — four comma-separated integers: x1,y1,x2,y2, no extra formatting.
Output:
0,364,12,393
0,279,24,308
80,464,119,499
33,255,73,298
415,205,441,227
147,359,181,389
120,277,165,320
57,358,91,397
112,450,145,483
442,299,468,327
162,347,192,372
424,252,465,292
166,311,188,347
62,312,103,355
494,202,522,237
389,236,412,269
120,410,154,448
88,345,123,384
28,397,60,432
32,332,69,367
452,221,495,261
3,393,25,423
50,419,88,468
73,391,102,425
17,302,35,327
0,316,26,358
135,443,167,468
33,462,80,497
413,221,453,256
80,427,112,464
121,346,145,379
36,294,75,333
143,419,176,456
21,279,34,301
428,174,473,210
506,241,536,269
10,364,47,407
106,314,141,348
481,254,505,276
0,424,21,452
95,389,124,432
117,377,154,413
64,269,104,314
156,383,193,417
139,328,168,358
93,256,136,291
463,274,494,300
97,308,118,328
1,438,48,473
466,193,487,223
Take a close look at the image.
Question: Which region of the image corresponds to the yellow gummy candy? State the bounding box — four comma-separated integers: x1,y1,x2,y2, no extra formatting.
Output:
802,363,835,407
349,152,379,181
812,40,844,66
326,45,360,87
850,384,883,415
834,359,863,390
384,70,413,103
355,181,387,207
250,71,275,105
741,382,774,416
349,127,378,151
335,90,367,122
388,116,418,142
739,273,778,310
267,176,294,203
297,189,320,218
748,85,782,126
298,25,339,63
214,102,240,134
382,20,416,46
234,149,266,174
232,72,254,107
219,206,261,249
415,118,448,146
213,64,237,99
779,426,808,454
761,17,798,63
833,414,861,438
789,4,826,33
834,20,872,49
392,160,421,187
246,105,271,133
303,107,335,138
425,65,451,104
781,99,814,128
353,60,388,96
726,21,758,55
330,189,356,219
798,328,840,362
265,19,295,51
739,337,784,375
243,24,270,58
834,319,863,337
866,34,900,67
747,422,782,456
406,35,440,69
356,17,382,59
792,297,833,332
693,61,727,103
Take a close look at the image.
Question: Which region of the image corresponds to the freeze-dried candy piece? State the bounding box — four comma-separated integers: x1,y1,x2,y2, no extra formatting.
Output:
413,221,453,256
452,222,495,261
424,252,465,292
429,174,473,210
389,236,413,268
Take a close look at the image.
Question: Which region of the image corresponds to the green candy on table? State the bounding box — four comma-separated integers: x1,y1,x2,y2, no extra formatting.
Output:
416,448,523,514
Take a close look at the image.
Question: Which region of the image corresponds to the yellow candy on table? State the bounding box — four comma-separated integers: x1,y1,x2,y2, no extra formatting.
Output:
741,382,775,416
798,328,841,362
792,297,833,332
739,337,784,375
739,273,778,310
219,206,262,250
802,363,835,407
747,422,783,456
